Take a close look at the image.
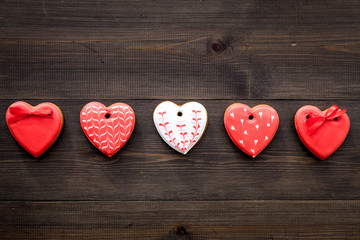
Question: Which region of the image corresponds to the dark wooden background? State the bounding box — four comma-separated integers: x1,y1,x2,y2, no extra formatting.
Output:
0,0,359,239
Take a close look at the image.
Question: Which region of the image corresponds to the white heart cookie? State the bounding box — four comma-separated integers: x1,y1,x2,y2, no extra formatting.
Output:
153,101,208,154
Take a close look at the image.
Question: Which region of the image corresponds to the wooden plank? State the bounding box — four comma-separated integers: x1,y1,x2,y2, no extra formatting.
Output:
1,200,359,239
0,0,359,100
0,99,358,201
1,0,359,239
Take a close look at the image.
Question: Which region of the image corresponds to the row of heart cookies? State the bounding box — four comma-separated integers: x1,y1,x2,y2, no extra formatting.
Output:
6,101,350,160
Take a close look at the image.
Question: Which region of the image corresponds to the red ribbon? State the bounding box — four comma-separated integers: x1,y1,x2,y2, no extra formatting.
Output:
306,105,347,134
8,106,53,123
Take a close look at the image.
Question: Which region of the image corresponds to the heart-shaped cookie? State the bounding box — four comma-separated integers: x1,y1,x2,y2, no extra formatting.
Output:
153,101,208,154
6,101,64,157
80,102,135,157
224,103,279,158
294,105,350,160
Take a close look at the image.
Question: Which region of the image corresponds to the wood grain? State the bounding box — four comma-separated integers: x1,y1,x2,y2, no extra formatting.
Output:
1,201,359,239
0,0,359,238
0,100,358,201
0,0,359,100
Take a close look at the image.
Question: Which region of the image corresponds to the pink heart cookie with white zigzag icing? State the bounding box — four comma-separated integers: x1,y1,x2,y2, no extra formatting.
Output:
80,102,135,157
153,101,208,154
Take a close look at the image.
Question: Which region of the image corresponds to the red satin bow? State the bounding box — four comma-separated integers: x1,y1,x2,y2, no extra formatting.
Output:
7,106,53,124
306,105,347,134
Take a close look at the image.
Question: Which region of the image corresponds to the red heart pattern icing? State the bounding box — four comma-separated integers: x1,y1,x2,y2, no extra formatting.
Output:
294,105,350,160
6,101,64,157
80,102,135,157
153,101,208,154
224,103,279,158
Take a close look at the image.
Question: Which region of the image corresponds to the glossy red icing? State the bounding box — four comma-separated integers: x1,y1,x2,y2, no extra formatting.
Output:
295,105,350,160
6,101,64,157
224,103,279,158
80,102,135,157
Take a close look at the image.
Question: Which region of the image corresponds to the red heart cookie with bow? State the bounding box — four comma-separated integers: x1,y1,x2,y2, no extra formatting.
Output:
6,101,64,157
294,105,350,160
224,103,279,158
80,102,135,157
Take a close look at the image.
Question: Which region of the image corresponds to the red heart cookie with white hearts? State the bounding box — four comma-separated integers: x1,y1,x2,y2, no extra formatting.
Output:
6,101,64,157
80,102,135,157
294,105,350,160
153,101,208,155
224,103,279,158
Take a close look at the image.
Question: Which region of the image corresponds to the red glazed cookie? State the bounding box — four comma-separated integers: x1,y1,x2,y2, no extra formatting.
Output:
80,102,135,157
6,101,64,157
295,105,350,160
224,103,279,158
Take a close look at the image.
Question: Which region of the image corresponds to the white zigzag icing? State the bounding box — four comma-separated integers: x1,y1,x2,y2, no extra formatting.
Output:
82,104,133,152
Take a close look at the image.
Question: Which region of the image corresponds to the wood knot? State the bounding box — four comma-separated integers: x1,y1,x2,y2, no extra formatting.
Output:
207,36,232,54
125,223,133,228
211,42,225,52
176,226,187,236
155,226,192,240
206,36,236,54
